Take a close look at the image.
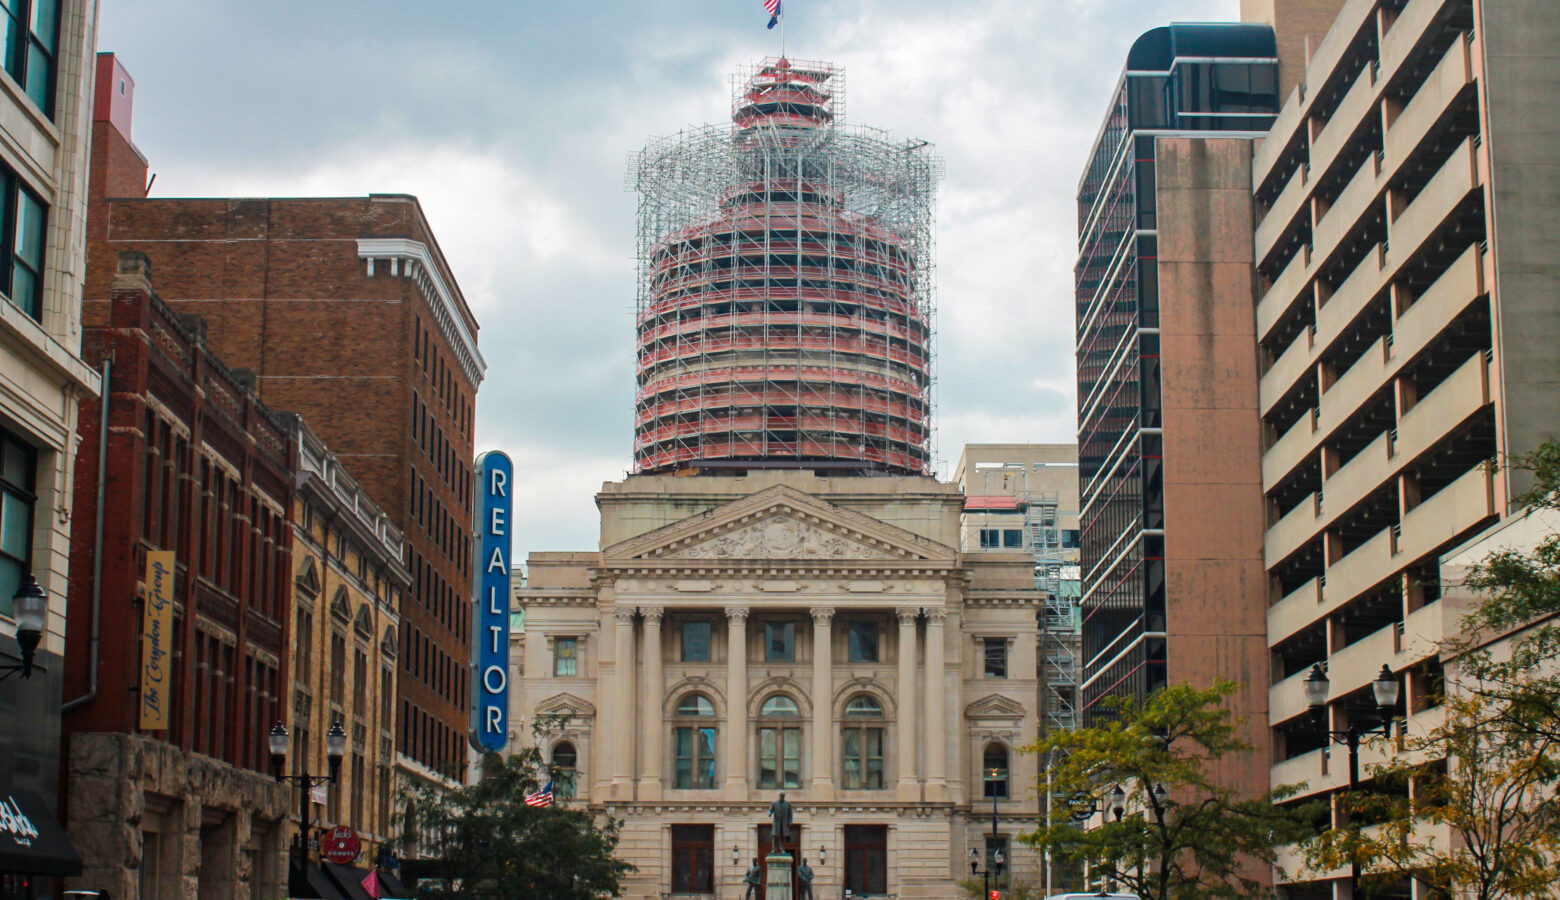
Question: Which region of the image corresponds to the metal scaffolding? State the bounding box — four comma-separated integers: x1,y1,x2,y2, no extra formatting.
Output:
1030,491,1080,734
628,58,943,474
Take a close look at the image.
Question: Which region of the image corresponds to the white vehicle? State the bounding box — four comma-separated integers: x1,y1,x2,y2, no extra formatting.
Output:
1045,894,1139,899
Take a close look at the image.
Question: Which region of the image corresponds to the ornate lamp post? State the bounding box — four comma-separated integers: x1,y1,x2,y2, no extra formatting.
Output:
1304,662,1401,895
0,575,47,681
269,719,347,861
969,846,1005,899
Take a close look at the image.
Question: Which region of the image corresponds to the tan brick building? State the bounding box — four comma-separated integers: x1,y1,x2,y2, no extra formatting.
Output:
510,472,1044,900
85,54,483,794
286,418,409,884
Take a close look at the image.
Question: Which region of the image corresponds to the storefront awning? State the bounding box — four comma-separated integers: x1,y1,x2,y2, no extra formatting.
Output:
323,861,374,900
0,788,82,877
289,857,346,899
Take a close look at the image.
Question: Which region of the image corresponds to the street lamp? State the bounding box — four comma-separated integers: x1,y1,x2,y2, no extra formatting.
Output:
1305,662,1401,895
269,719,347,860
0,575,47,681
969,845,1005,899
732,844,740,867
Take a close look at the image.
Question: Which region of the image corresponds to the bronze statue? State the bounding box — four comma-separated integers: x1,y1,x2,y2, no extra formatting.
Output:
768,792,793,853
743,858,762,900
796,856,815,900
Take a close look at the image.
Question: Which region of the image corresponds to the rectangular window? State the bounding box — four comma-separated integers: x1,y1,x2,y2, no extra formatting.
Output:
670,825,715,893
984,638,1008,679
330,634,347,704
554,637,577,676
1003,528,1023,548
1062,528,1081,549
673,726,717,789
841,727,885,790
978,528,999,548
846,620,878,663
758,726,802,790
765,621,794,662
0,0,56,116
681,620,711,662
843,825,888,895
294,609,312,681
0,430,35,618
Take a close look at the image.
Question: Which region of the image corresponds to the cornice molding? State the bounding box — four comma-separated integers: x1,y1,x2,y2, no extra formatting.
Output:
357,237,486,385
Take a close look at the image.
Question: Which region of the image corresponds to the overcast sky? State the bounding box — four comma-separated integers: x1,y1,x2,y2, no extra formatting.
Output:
98,0,1237,557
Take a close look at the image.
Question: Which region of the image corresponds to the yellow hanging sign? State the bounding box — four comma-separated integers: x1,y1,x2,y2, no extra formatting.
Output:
139,550,176,731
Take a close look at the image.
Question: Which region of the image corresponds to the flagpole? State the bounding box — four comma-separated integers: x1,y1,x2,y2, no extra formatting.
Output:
781,0,786,57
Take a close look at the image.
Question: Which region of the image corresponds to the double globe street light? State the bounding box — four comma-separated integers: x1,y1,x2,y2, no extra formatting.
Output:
269,720,347,857
1303,662,1402,895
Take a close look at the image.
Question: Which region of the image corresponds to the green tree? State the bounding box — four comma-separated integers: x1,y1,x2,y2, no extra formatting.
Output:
1020,681,1315,900
400,744,633,899
1304,692,1560,900
1303,443,1560,898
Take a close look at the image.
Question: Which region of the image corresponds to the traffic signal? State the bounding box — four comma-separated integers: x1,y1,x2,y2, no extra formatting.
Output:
989,892,999,900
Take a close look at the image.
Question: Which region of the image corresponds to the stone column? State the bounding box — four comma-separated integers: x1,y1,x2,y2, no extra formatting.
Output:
639,606,665,799
809,607,836,797
895,607,920,796
725,607,750,798
612,607,636,797
922,607,948,800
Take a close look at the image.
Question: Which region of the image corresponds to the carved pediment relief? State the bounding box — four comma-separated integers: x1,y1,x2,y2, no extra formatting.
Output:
537,692,596,720
296,557,321,597
965,694,1026,721
672,515,891,561
606,484,957,566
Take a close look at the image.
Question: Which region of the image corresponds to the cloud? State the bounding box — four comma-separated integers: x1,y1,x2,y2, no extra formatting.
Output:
99,0,1240,552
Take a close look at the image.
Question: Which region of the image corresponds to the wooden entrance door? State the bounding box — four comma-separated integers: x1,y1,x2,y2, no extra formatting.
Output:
756,824,803,900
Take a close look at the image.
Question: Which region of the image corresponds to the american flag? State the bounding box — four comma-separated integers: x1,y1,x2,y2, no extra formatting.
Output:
524,781,554,807
764,0,781,29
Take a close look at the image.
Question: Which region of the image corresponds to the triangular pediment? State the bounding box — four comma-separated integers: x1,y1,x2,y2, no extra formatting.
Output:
966,694,1026,720
605,485,957,565
537,692,596,719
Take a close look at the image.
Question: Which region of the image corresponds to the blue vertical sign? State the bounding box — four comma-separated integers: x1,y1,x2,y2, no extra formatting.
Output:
471,451,513,752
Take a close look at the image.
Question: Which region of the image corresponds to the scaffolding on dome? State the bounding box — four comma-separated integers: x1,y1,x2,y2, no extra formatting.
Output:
628,57,943,475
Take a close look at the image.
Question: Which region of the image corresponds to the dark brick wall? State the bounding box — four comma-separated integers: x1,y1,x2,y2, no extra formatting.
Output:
84,191,480,777
66,267,294,775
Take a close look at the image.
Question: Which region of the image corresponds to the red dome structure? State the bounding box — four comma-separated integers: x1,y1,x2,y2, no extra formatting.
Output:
630,58,941,474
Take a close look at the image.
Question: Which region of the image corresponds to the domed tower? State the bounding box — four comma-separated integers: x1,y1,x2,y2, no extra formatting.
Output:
630,58,941,474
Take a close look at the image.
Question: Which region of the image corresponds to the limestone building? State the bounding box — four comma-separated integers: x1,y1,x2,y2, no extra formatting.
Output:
953,444,1082,735
0,0,101,891
510,473,1043,899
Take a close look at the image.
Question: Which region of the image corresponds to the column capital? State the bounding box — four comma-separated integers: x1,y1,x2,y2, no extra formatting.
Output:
614,607,637,625
921,607,947,624
639,606,665,624
726,606,750,623
895,607,921,626
810,607,836,624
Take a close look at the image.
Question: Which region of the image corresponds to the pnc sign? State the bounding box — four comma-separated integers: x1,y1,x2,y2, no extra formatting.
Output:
470,451,514,752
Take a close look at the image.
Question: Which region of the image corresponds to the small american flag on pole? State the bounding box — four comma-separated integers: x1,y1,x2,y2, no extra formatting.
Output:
764,0,781,29
524,781,555,807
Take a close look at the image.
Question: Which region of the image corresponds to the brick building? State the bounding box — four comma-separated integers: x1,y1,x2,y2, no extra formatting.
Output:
85,53,484,785
62,253,292,898
286,416,410,892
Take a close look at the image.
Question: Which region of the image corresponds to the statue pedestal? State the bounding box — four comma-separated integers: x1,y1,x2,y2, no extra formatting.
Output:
765,852,793,900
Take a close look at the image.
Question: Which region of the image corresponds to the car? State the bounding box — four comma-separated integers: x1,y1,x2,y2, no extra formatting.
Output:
1045,894,1139,899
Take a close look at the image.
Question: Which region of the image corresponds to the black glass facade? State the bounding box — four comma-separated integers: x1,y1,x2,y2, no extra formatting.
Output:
1075,23,1279,722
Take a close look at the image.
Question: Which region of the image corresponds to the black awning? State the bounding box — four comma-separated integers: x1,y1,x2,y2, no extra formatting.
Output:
375,868,413,898
323,860,374,900
0,788,82,877
289,858,347,899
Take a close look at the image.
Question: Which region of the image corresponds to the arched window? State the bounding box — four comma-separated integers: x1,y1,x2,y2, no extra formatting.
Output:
983,743,1010,799
844,696,884,717
676,694,716,717
841,694,886,790
758,694,802,789
760,695,800,716
674,693,717,789
552,741,578,799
